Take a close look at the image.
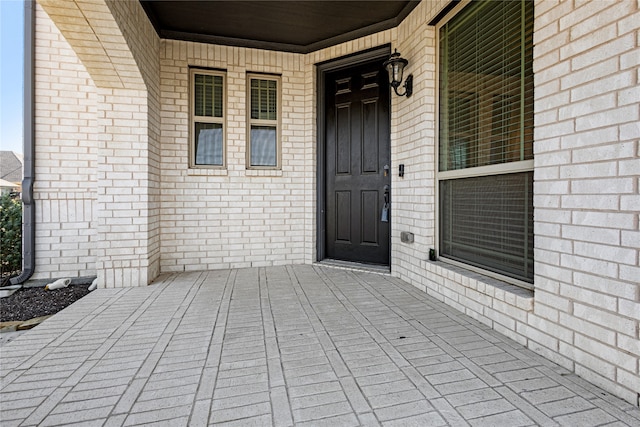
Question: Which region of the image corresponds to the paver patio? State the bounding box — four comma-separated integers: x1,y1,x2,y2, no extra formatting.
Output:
1,265,639,426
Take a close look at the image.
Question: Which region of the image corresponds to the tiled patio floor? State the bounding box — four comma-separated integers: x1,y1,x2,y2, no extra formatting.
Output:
1,265,639,426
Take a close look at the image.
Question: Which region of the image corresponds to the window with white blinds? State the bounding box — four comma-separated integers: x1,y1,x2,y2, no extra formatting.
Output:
248,75,281,168
191,69,225,167
438,0,534,286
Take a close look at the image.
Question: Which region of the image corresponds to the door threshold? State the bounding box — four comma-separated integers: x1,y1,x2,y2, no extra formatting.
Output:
316,259,391,275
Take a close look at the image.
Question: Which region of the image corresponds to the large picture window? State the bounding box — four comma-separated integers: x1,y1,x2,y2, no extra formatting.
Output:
438,0,534,285
190,69,225,167
247,74,281,168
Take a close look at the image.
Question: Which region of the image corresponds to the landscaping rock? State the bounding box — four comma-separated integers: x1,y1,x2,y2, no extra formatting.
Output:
0,285,90,322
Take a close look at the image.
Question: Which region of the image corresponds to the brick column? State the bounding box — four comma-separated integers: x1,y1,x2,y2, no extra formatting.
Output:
95,88,160,287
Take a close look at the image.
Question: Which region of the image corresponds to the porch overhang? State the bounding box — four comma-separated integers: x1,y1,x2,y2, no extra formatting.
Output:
140,1,420,53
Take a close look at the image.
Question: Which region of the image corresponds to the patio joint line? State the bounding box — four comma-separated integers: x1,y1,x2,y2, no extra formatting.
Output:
285,266,353,378
311,266,482,425
350,272,631,425
109,273,203,420
192,269,235,425
261,267,294,427
296,266,446,422
3,266,639,427
4,277,186,426
284,265,371,424
12,288,136,374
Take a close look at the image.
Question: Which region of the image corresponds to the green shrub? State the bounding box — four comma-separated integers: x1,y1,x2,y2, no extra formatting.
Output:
0,193,22,280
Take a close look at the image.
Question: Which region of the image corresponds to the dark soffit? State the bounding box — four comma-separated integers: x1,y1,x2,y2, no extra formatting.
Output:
140,1,420,54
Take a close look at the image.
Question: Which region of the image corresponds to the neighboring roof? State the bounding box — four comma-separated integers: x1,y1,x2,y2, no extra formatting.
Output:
0,151,23,184
0,178,18,188
140,1,420,53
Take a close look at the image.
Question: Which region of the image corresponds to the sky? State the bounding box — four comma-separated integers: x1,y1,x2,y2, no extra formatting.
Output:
0,0,24,154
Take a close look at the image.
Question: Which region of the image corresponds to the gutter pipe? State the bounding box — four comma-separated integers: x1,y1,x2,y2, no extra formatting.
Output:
11,0,35,285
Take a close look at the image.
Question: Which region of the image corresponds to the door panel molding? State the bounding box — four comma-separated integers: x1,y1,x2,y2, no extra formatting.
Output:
361,190,379,245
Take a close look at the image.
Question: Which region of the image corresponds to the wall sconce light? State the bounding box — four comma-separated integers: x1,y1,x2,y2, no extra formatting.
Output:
383,49,413,98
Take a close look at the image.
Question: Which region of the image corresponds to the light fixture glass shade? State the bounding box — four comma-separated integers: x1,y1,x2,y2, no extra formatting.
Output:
383,49,412,97
383,50,408,88
390,62,403,87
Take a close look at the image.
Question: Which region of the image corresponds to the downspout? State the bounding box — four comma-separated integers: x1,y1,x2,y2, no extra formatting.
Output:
11,0,35,285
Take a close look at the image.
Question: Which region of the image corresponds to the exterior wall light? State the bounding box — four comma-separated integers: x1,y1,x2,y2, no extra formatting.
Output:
383,49,413,98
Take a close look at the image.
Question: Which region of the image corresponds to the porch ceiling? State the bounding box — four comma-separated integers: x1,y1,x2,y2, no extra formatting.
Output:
140,1,420,53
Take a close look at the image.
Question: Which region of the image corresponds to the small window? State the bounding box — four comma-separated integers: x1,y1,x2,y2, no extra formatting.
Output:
190,69,225,167
247,74,281,168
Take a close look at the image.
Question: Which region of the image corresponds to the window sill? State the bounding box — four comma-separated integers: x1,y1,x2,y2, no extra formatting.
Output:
424,259,534,312
187,168,228,177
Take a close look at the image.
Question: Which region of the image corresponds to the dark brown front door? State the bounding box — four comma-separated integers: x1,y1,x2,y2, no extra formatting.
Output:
325,59,390,265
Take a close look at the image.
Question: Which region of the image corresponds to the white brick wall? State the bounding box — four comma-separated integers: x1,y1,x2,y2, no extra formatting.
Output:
391,0,440,279
33,3,98,280
35,0,160,286
532,0,639,404
159,43,309,271
98,0,161,287
96,88,159,288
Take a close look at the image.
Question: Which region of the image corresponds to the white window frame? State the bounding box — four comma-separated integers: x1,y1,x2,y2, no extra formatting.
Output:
189,68,227,169
434,0,534,290
246,73,282,170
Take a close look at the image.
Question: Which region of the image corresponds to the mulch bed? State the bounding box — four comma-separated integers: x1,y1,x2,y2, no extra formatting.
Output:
0,285,91,322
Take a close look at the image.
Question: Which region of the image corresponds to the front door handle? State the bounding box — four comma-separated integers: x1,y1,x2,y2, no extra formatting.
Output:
381,185,390,222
